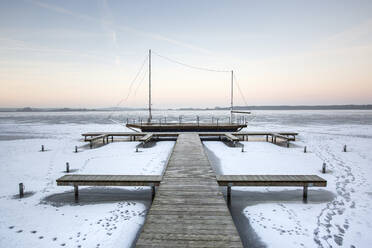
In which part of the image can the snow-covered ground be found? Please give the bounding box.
[0,120,174,247]
[0,110,371,247]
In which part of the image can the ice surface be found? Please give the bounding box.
[0,110,372,247]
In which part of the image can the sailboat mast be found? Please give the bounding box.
[230,70,233,123]
[148,49,152,123]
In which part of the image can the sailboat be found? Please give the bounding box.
[126,50,249,132]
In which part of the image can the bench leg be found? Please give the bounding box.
[74,185,79,202]
[151,186,155,201]
[303,185,308,202]
[227,186,231,205]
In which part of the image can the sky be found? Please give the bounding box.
[0,0,372,108]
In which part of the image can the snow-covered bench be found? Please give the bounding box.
[224,133,239,146]
[56,174,162,202]
[217,175,327,202]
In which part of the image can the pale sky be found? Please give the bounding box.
[1,0,372,108]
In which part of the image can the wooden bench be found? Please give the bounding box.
[85,134,107,148]
[56,174,162,202]
[216,175,327,202]
[270,133,294,147]
[224,133,239,146]
[139,133,154,146]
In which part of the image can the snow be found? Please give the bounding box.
[0,122,174,248]
[1,110,372,248]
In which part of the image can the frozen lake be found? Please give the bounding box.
[0,110,372,247]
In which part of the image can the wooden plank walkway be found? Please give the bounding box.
[136,133,243,247]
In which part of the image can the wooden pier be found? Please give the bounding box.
[136,133,243,247]
[126,122,247,132]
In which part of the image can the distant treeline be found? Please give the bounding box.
[0,105,371,112]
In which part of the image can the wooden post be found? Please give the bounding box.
[66,162,70,173]
[304,146,307,153]
[151,185,155,201]
[227,185,231,205]
[322,163,326,173]
[303,185,308,201]
[41,145,44,152]
[343,145,347,152]
[75,146,78,153]
[19,183,24,198]
[74,185,79,202]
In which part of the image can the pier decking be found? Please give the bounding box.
[136,133,243,247]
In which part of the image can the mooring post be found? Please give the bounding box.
[304,146,307,153]
[241,145,244,152]
[41,145,44,152]
[74,185,79,202]
[343,145,347,152]
[227,184,232,205]
[179,116,181,125]
[266,135,268,142]
[287,140,290,148]
[66,162,70,173]
[75,146,78,153]
[303,185,308,201]
[322,162,326,173]
[89,141,92,149]
[19,183,24,198]
[216,119,219,126]
[197,116,199,126]
[151,185,155,201]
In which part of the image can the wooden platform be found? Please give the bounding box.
[56,175,162,201]
[136,133,243,247]
[56,175,162,186]
[126,123,247,132]
[216,175,327,202]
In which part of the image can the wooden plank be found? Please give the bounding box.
[216,175,327,187]
[139,133,154,143]
[56,175,162,186]
[224,133,239,142]
[136,133,242,247]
